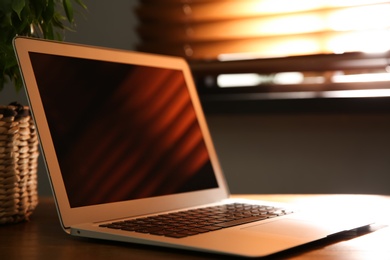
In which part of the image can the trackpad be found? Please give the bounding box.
[242,219,330,238]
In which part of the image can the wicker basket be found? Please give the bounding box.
[0,103,39,224]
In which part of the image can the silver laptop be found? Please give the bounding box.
[13,36,373,258]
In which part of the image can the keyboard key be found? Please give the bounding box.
[99,202,292,238]
[213,215,268,228]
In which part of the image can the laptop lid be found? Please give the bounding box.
[13,37,229,230]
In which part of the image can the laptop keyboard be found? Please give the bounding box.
[99,203,293,238]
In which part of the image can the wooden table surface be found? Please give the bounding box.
[1,194,389,259]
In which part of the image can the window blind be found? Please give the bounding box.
[136,0,390,60]
[135,0,390,99]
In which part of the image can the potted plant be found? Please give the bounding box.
[1,0,87,91]
[0,0,86,224]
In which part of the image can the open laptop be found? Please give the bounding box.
[13,37,373,258]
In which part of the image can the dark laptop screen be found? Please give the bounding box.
[29,52,219,208]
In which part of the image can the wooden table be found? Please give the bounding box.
[1,194,389,259]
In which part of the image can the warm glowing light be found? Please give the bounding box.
[194,0,390,99]
[218,72,390,86]
[252,0,323,14]
[216,70,390,99]
[273,72,304,84]
[332,72,390,83]
[217,72,306,87]
[218,1,390,58]
[217,73,264,87]
[328,30,390,54]
[322,89,390,98]
[327,4,390,31]
[249,0,390,16]
[257,14,324,36]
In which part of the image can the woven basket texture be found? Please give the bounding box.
[0,104,39,224]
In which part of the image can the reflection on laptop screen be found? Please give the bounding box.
[29,52,219,208]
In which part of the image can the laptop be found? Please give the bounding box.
[13,36,373,258]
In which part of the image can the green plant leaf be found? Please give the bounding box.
[63,0,74,23]
[0,0,13,13]
[30,0,44,22]
[42,0,54,23]
[11,0,26,20]
[1,0,87,92]
[46,23,54,39]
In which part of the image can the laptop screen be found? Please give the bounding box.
[29,52,219,208]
